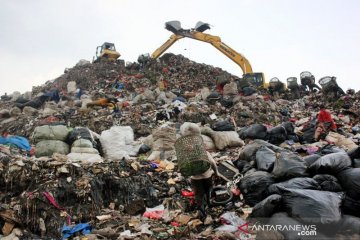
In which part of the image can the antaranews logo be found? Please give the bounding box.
[249,223,317,236]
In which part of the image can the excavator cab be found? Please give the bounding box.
[242,73,266,89]
[94,42,121,62]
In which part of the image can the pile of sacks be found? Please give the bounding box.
[32,125,104,163]
[67,127,103,163]
[143,121,244,162]
[234,139,360,238]
[32,125,70,157]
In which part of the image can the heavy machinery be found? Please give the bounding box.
[93,42,121,62]
[151,21,265,88]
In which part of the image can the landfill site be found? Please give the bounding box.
[1,21,360,240]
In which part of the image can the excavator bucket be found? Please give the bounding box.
[165,21,182,33]
[194,21,210,32]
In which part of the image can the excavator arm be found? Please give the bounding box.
[151,30,253,74]
[182,31,253,74]
[151,34,184,59]
[151,21,265,88]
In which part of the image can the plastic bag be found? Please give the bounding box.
[143,205,164,219]
[342,195,360,217]
[67,153,103,164]
[256,146,276,172]
[309,152,351,175]
[354,158,360,168]
[319,144,346,155]
[72,139,93,148]
[303,154,321,167]
[250,194,282,218]
[336,168,360,199]
[279,188,343,225]
[239,171,275,206]
[67,127,94,146]
[32,125,69,143]
[268,125,287,145]
[220,212,246,226]
[237,139,281,162]
[267,177,320,195]
[216,212,247,233]
[100,126,140,161]
[272,151,308,179]
[313,174,342,192]
[239,124,268,140]
[211,131,244,150]
[212,120,235,132]
[281,122,295,135]
[35,140,69,157]
[233,159,253,174]
[0,136,31,151]
[152,124,177,151]
[339,215,360,234]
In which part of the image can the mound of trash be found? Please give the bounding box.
[1,54,360,239]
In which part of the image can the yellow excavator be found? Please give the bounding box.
[93,42,121,63]
[151,21,266,89]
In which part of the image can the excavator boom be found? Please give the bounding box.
[151,34,184,59]
[151,21,265,88]
[151,27,253,74]
[174,31,253,74]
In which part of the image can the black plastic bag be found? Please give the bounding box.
[319,144,346,155]
[256,146,275,172]
[336,168,360,199]
[239,124,268,140]
[267,177,320,195]
[272,151,308,179]
[268,126,287,145]
[138,144,151,154]
[238,171,275,206]
[281,122,295,135]
[303,154,322,167]
[233,159,253,174]
[279,188,343,225]
[309,152,352,175]
[313,174,342,192]
[354,158,360,168]
[347,146,360,160]
[206,92,221,104]
[301,117,317,144]
[238,139,281,162]
[242,86,256,96]
[220,97,234,108]
[211,120,234,131]
[339,215,360,234]
[249,194,282,218]
[342,195,360,217]
[67,127,95,147]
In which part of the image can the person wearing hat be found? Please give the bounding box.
[314,104,337,141]
[177,122,219,218]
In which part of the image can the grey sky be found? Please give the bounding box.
[1,0,359,96]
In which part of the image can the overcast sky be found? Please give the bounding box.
[1,0,359,96]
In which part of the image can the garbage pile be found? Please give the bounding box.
[0,53,360,239]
